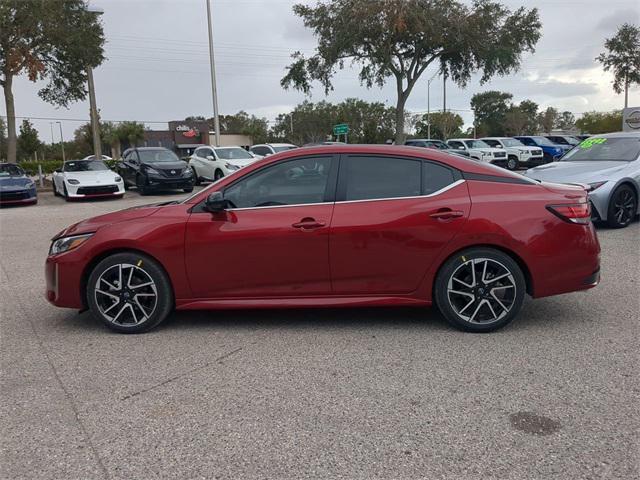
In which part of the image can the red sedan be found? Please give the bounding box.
[45,145,600,333]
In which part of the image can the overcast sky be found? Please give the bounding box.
[3,0,639,142]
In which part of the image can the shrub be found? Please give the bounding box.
[18,159,121,176]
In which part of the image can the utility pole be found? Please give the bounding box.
[49,122,55,145]
[290,113,294,137]
[426,70,439,140]
[206,0,221,147]
[86,5,103,160]
[56,122,66,162]
[443,72,447,114]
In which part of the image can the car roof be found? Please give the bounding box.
[587,131,640,138]
[213,145,245,149]
[448,138,475,141]
[406,139,444,142]
[480,137,510,140]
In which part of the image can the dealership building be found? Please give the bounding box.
[142,120,252,158]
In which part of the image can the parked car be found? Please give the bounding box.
[575,135,591,142]
[83,155,113,160]
[446,138,508,165]
[514,136,568,162]
[188,146,258,184]
[0,163,37,206]
[404,139,471,158]
[52,159,124,201]
[46,145,600,334]
[545,135,580,148]
[119,147,194,195]
[525,132,640,228]
[250,143,297,157]
[480,137,545,170]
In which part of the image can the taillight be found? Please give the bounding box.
[546,203,591,224]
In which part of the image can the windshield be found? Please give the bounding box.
[502,138,524,147]
[138,150,180,163]
[464,140,491,149]
[63,160,109,172]
[215,148,253,160]
[273,145,297,153]
[0,164,25,176]
[531,136,556,146]
[561,137,640,162]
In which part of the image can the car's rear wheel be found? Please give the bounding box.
[434,248,526,332]
[606,184,637,229]
[507,156,518,171]
[86,252,173,333]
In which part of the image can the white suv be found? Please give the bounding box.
[480,137,545,170]
[188,146,258,184]
[446,139,508,165]
[250,143,297,157]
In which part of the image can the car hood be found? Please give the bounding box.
[224,158,256,168]
[56,202,168,238]
[525,161,629,183]
[0,175,32,190]
[145,161,188,171]
[63,170,118,184]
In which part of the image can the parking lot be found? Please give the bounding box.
[0,190,638,479]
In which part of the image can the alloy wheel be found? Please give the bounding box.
[612,189,636,227]
[447,258,516,324]
[94,263,158,326]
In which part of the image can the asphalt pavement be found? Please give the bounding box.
[1,190,638,479]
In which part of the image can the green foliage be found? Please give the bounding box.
[518,100,540,134]
[219,111,269,144]
[270,99,396,145]
[116,121,145,149]
[415,111,464,140]
[18,160,63,175]
[596,23,640,96]
[557,111,576,131]
[281,0,541,143]
[17,119,40,159]
[471,91,513,136]
[575,111,623,134]
[538,107,559,134]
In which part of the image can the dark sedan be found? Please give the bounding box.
[119,147,194,195]
[0,163,37,206]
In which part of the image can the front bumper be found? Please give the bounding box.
[145,174,194,190]
[45,251,85,309]
[67,182,124,198]
[0,188,37,205]
[520,155,547,167]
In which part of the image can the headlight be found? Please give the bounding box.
[49,233,93,256]
[114,176,122,182]
[183,168,193,176]
[587,181,607,191]
[145,167,160,175]
[25,181,35,189]
[67,179,80,185]
[225,163,240,171]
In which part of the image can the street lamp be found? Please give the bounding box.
[205,0,221,147]
[87,4,104,160]
[56,122,66,162]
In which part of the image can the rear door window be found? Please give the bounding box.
[342,156,421,201]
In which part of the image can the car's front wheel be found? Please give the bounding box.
[506,156,518,171]
[214,169,224,181]
[86,252,173,333]
[136,174,148,195]
[606,184,637,228]
[434,248,526,332]
[191,167,201,186]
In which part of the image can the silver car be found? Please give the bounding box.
[524,132,640,228]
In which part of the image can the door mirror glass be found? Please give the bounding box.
[204,191,227,212]
[206,155,215,161]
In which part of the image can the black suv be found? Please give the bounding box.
[119,147,194,195]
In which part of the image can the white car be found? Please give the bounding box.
[480,137,545,170]
[83,154,113,160]
[188,146,258,184]
[249,143,297,157]
[446,138,508,165]
[52,159,124,200]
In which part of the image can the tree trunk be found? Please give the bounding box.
[394,93,407,145]
[3,74,17,163]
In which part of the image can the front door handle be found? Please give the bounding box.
[429,209,464,220]
[292,217,326,229]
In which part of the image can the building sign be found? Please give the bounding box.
[623,108,640,132]
[175,124,200,138]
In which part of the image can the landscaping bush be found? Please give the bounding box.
[18,158,121,176]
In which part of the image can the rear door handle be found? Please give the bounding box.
[429,209,464,220]
[292,218,326,229]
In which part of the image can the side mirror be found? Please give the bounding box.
[204,191,228,212]
[206,155,215,161]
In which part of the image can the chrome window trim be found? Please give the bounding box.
[225,179,466,212]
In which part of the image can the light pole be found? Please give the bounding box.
[426,70,439,140]
[206,0,221,147]
[56,122,66,162]
[49,122,55,144]
[87,5,104,160]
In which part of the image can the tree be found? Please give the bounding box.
[518,99,539,134]
[116,122,145,150]
[538,107,559,134]
[557,111,576,131]
[596,23,640,108]
[281,0,541,143]
[503,106,527,136]
[471,91,513,136]
[17,119,40,160]
[575,111,623,134]
[415,111,464,140]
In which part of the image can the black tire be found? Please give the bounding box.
[506,156,518,171]
[434,248,526,333]
[136,174,148,196]
[192,167,201,186]
[183,186,194,193]
[214,169,224,181]
[63,183,71,202]
[606,184,637,229]
[86,252,173,334]
[52,180,59,197]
